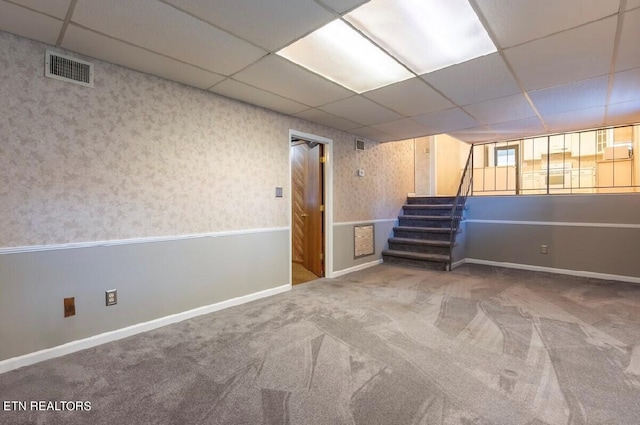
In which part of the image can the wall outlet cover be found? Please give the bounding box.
[64,297,75,317]
[106,289,117,306]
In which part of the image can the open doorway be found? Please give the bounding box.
[291,138,324,284]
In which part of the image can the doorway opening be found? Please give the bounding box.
[289,130,333,285]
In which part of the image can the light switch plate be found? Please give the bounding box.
[275,187,283,198]
[357,169,365,177]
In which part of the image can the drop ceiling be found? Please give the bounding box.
[1,0,639,143]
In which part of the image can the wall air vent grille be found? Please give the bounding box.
[45,50,93,87]
[355,138,365,151]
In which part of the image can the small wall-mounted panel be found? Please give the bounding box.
[354,224,375,258]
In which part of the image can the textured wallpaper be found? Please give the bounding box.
[0,31,413,248]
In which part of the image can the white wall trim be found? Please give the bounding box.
[332,259,383,278]
[464,258,640,284]
[0,283,291,375]
[0,227,290,255]
[333,219,397,227]
[450,258,467,270]
[465,219,640,229]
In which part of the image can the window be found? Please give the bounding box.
[495,146,516,166]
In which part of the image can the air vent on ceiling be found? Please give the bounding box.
[355,138,365,151]
[45,50,93,88]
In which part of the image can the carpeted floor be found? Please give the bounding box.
[1,264,640,424]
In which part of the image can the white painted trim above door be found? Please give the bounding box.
[288,130,334,279]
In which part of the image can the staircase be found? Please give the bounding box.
[382,196,460,271]
[382,146,473,271]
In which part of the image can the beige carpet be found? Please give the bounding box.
[292,261,319,285]
[1,263,640,424]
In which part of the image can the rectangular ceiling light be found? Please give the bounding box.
[344,0,497,75]
[277,20,414,93]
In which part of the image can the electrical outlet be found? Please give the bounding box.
[540,245,548,254]
[64,297,75,317]
[106,289,117,306]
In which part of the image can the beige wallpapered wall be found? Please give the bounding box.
[0,31,414,247]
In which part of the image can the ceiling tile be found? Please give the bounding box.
[448,126,497,143]
[363,77,453,116]
[606,100,640,126]
[162,0,334,51]
[489,117,546,140]
[414,108,480,133]
[528,76,609,116]
[372,118,433,140]
[234,55,353,107]
[294,108,361,131]
[627,0,640,10]
[464,94,536,125]
[610,67,640,104]
[504,17,616,91]
[9,0,71,19]
[319,96,402,126]
[475,0,619,48]
[422,53,520,106]
[315,0,370,14]
[542,106,605,133]
[62,25,224,90]
[0,1,62,45]
[616,8,640,71]
[72,0,266,75]
[210,79,308,115]
[351,126,395,142]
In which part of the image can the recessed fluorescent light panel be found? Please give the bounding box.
[277,20,413,93]
[345,0,497,75]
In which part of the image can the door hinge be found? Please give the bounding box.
[320,252,324,260]
[320,205,325,212]
[320,156,327,163]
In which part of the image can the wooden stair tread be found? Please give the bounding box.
[389,237,450,247]
[382,250,450,262]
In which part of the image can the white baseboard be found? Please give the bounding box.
[464,258,640,284]
[332,259,383,277]
[450,258,467,270]
[0,284,291,375]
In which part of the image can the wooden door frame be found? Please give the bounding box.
[288,129,333,285]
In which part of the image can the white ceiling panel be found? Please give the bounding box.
[294,108,361,131]
[162,0,334,51]
[616,8,640,71]
[542,106,605,133]
[627,0,640,10]
[72,0,266,75]
[233,55,353,107]
[315,0,370,14]
[0,1,62,45]
[464,94,536,125]
[9,0,71,19]
[489,117,546,139]
[363,77,453,116]
[319,96,402,126]
[475,0,620,48]
[606,100,640,126]
[610,67,640,104]
[448,126,497,143]
[504,17,617,91]
[62,25,224,90]
[422,53,520,106]
[351,126,394,142]
[372,118,433,140]
[528,76,609,116]
[414,108,480,133]
[210,79,308,115]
